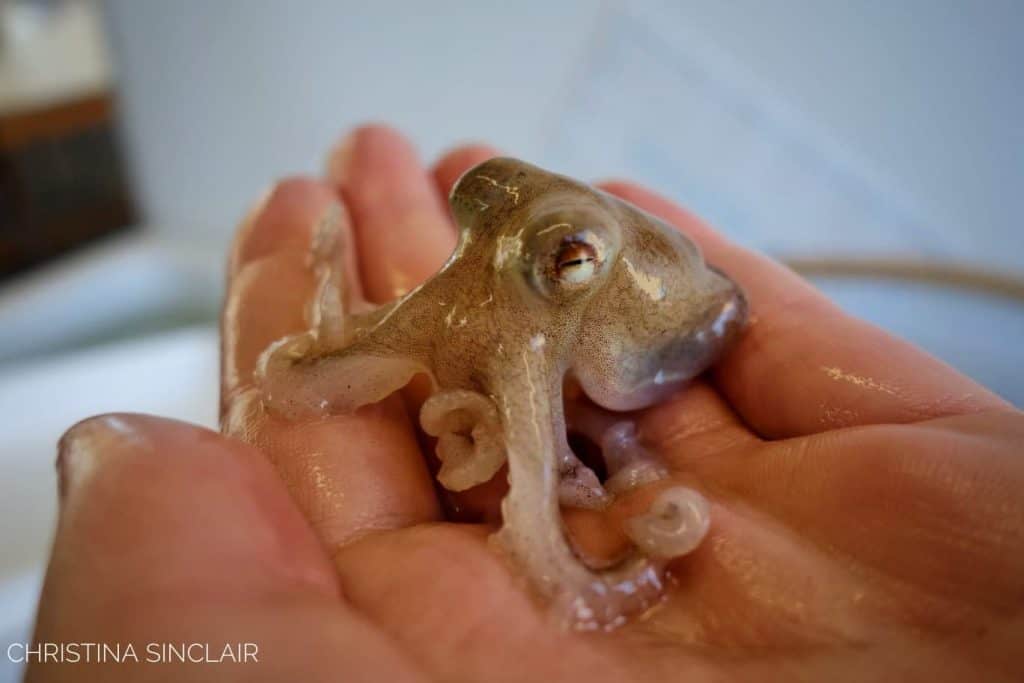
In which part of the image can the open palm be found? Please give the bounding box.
[30,126,1023,683]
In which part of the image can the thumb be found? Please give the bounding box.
[26,414,420,682]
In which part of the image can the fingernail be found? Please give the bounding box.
[56,415,146,504]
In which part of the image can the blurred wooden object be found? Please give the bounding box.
[0,90,136,279]
[0,0,134,280]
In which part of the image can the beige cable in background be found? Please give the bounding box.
[785,258,1024,304]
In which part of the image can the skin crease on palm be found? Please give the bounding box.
[28,125,1024,683]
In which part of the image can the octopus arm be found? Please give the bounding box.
[493,352,710,630]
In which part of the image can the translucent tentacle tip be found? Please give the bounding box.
[623,486,711,559]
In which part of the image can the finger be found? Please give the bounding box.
[328,124,456,302]
[431,143,500,200]
[228,178,347,279]
[333,524,634,683]
[684,411,1024,618]
[30,414,422,682]
[564,378,755,478]
[599,181,1009,438]
[229,398,441,549]
[559,380,755,560]
[223,177,440,551]
[222,177,351,403]
[637,380,758,463]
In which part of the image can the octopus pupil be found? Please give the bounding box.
[659,503,680,520]
[555,241,598,280]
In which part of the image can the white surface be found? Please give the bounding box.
[0,324,218,581]
[0,572,42,683]
[0,234,221,363]
[0,325,218,680]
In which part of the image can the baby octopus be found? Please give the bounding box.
[257,158,747,629]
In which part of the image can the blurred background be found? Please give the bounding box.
[0,0,1021,677]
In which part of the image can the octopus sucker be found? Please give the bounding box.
[623,486,711,559]
[254,157,747,629]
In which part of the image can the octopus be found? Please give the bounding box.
[257,158,748,630]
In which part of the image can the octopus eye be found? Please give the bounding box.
[526,223,614,297]
[553,239,599,285]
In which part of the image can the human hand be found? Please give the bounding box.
[28,126,1024,682]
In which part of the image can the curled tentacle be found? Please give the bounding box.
[623,487,710,559]
[420,389,505,491]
